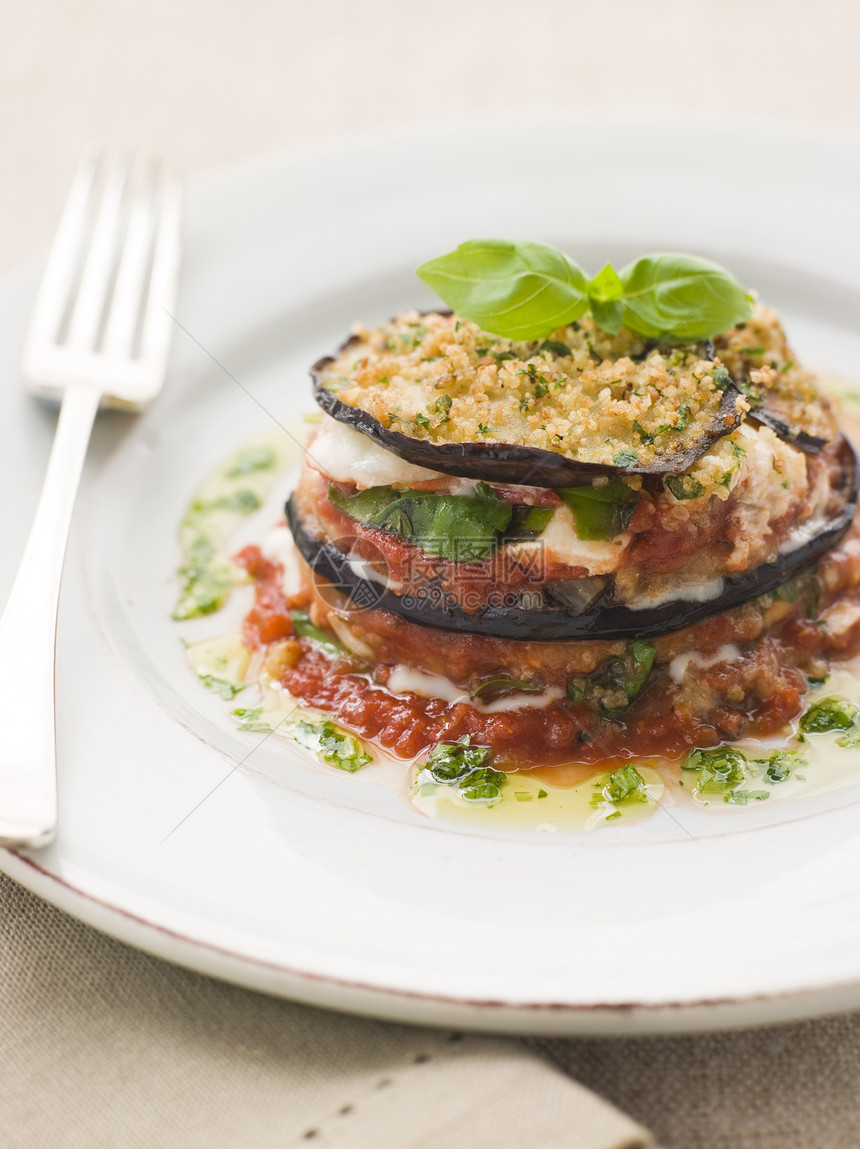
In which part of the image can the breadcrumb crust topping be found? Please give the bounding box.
[320,310,752,470]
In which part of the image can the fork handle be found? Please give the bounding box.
[0,384,101,847]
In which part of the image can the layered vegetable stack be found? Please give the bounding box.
[245,243,860,766]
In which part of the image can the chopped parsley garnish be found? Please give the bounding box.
[711,364,733,390]
[233,707,272,733]
[291,719,371,773]
[665,474,705,501]
[459,767,506,803]
[434,395,453,421]
[725,789,769,805]
[199,674,246,700]
[683,746,746,794]
[799,697,860,735]
[632,420,653,444]
[753,748,807,784]
[538,340,572,357]
[590,765,648,807]
[419,737,504,804]
[422,736,491,782]
[226,447,276,477]
[612,448,640,467]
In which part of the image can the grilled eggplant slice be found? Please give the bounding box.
[286,436,859,642]
[312,349,747,489]
[748,407,829,455]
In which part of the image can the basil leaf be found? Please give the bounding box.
[330,482,513,562]
[328,484,397,522]
[588,263,625,335]
[504,504,554,541]
[416,239,589,341]
[470,678,542,700]
[558,478,640,540]
[618,253,752,341]
[290,610,347,658]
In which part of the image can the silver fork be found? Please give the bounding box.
[0,156,181,849]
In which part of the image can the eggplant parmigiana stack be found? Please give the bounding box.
[238,307,860,767]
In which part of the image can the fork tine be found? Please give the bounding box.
[101,159,157,358]
[25,155,98,351]
[138,176,182,375]
[66,156,129,351]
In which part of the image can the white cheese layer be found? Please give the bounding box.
[668,643,742,684]
[308,415,442,488]
[386,666,564,714]
[508,505,631,576]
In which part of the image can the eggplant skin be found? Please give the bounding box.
[285,436,859,643]
[749,407,829,455]
[311,351,747,489]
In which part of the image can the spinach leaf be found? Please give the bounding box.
[558,478,640,540]
[416,239,590,341]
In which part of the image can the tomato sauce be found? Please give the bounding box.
[234,543,828,769]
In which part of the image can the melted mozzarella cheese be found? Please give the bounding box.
[308,416,442,488]
[385,666,564,713]
[508,505,630,576]
[668,643,742,684]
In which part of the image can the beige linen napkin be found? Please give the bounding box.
[0,873,653,1149]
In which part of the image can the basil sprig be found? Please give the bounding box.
[417,239,752,342]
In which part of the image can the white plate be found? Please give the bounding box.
[3,111,860,1036]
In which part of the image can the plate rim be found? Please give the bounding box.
[4,108,860,1036]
